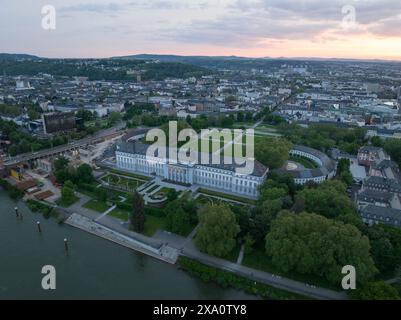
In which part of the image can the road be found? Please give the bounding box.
[4,122,126,166]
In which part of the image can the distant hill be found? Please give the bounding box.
[113,54,258,62]
[0,53,41,60]
[114,54,401,65]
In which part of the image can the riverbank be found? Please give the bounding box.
[1,190,255,300]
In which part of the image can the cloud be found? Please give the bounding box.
[59,0,207,14]
[60,2,125,13]
[166,0,401,47]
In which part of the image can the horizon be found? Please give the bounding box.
[2,51,401,63]
[1,0,401,61]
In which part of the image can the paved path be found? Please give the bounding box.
[95,205,117,222]
[236,244,245,265]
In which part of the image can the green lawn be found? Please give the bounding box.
[57,195,79,208]
[242,246,340,291]
[108,169,152,181]
[109,208,129,221]
[289,156,319,169]
[102,174,146,190]
[83,199,110,213]
[143,215,168,237]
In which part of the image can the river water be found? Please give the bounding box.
[0,191,255,300]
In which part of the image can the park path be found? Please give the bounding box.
[95,205,117,222]
[152,229,348,300]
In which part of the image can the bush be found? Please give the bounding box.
[117,202,133,212]
[26,199,57,219]
[0,178,24,200]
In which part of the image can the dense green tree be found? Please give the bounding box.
[237,112,244,122]
[371,136,384,147]
[61,180,75,204]
[108,111,121,125]
[243,234,255,254]
[130,192,145,233]
[279,123,367,155]
[337,158,353,187]
[195,204,240,258]
[349,281,400,300]
[54,156,69,172]
[166,203,191,236]
[166,189,179,202]
[76,164,94,184]
[255,138,292,169]
[97,188,108,203]
[265,212,377,285]
[366,225,401,275]
[384,139,401,169]
[296,180,357,220]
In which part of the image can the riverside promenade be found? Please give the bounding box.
[61,192,347,300]
[65,214,178,264]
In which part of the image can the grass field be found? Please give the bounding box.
[109,208,129,221]
[143,215,168,237]
[289,156,319,169]
[83,199,110,213]
[107,168,152,181]
[57,195,79,208]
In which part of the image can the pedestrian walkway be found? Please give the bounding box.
[95,204,117,222]
[236,244,245,265]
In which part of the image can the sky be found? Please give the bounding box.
[1,0,401,60]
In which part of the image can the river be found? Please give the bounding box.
[0,191,256,300]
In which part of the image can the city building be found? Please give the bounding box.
[279,145,337,185]
[42,112,77,135]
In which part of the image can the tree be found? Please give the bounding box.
[371,136,384,147]
[296,180,358,220]
[255,138,292,169]
[337,158,353,187]
[61,180,75,205]
[349,281,400,300]
[166,202,191,236]
[130,192,145,233]
[195,204,240,258]
[97,188,108,203]
[166,189,179,202]
[243,234,255,254]
[384,139,401,169]
[265,212,377,286]
[54,156,69,172]
[366,225,401,275]
[76,164,93,184]
[109,111,121,125]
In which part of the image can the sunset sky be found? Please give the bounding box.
[1,0,401,60]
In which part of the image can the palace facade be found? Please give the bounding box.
[115,141,268,199]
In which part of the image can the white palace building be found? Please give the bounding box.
[115,140,269,199]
